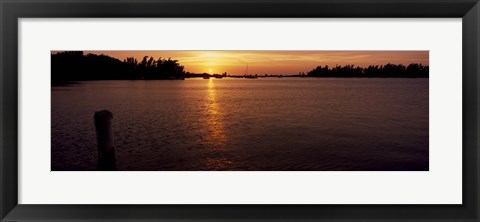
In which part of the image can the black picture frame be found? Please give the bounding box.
[1,0,479,221]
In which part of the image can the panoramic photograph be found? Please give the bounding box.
[51,50,429,171]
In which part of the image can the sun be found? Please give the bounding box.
[208,69,213,73]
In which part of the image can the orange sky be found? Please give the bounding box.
[82,51,429,75]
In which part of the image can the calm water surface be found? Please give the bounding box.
[52,78,428,171]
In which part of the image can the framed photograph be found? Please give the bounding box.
[1,0,479,221]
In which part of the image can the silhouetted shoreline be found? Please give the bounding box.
[52,51,429,82]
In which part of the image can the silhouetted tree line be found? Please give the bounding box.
[307,63,428,78]
[52,51,429,81]
[52,51,185,82]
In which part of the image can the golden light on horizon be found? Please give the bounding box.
[81,50,429,75]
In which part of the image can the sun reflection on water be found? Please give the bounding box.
[204,79,231,170]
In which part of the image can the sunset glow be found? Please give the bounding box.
[81,50,429,75]
[52,50,429,171]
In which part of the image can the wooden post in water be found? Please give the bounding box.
[94,110,116,170]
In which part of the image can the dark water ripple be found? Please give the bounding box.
[51,78,428,171]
